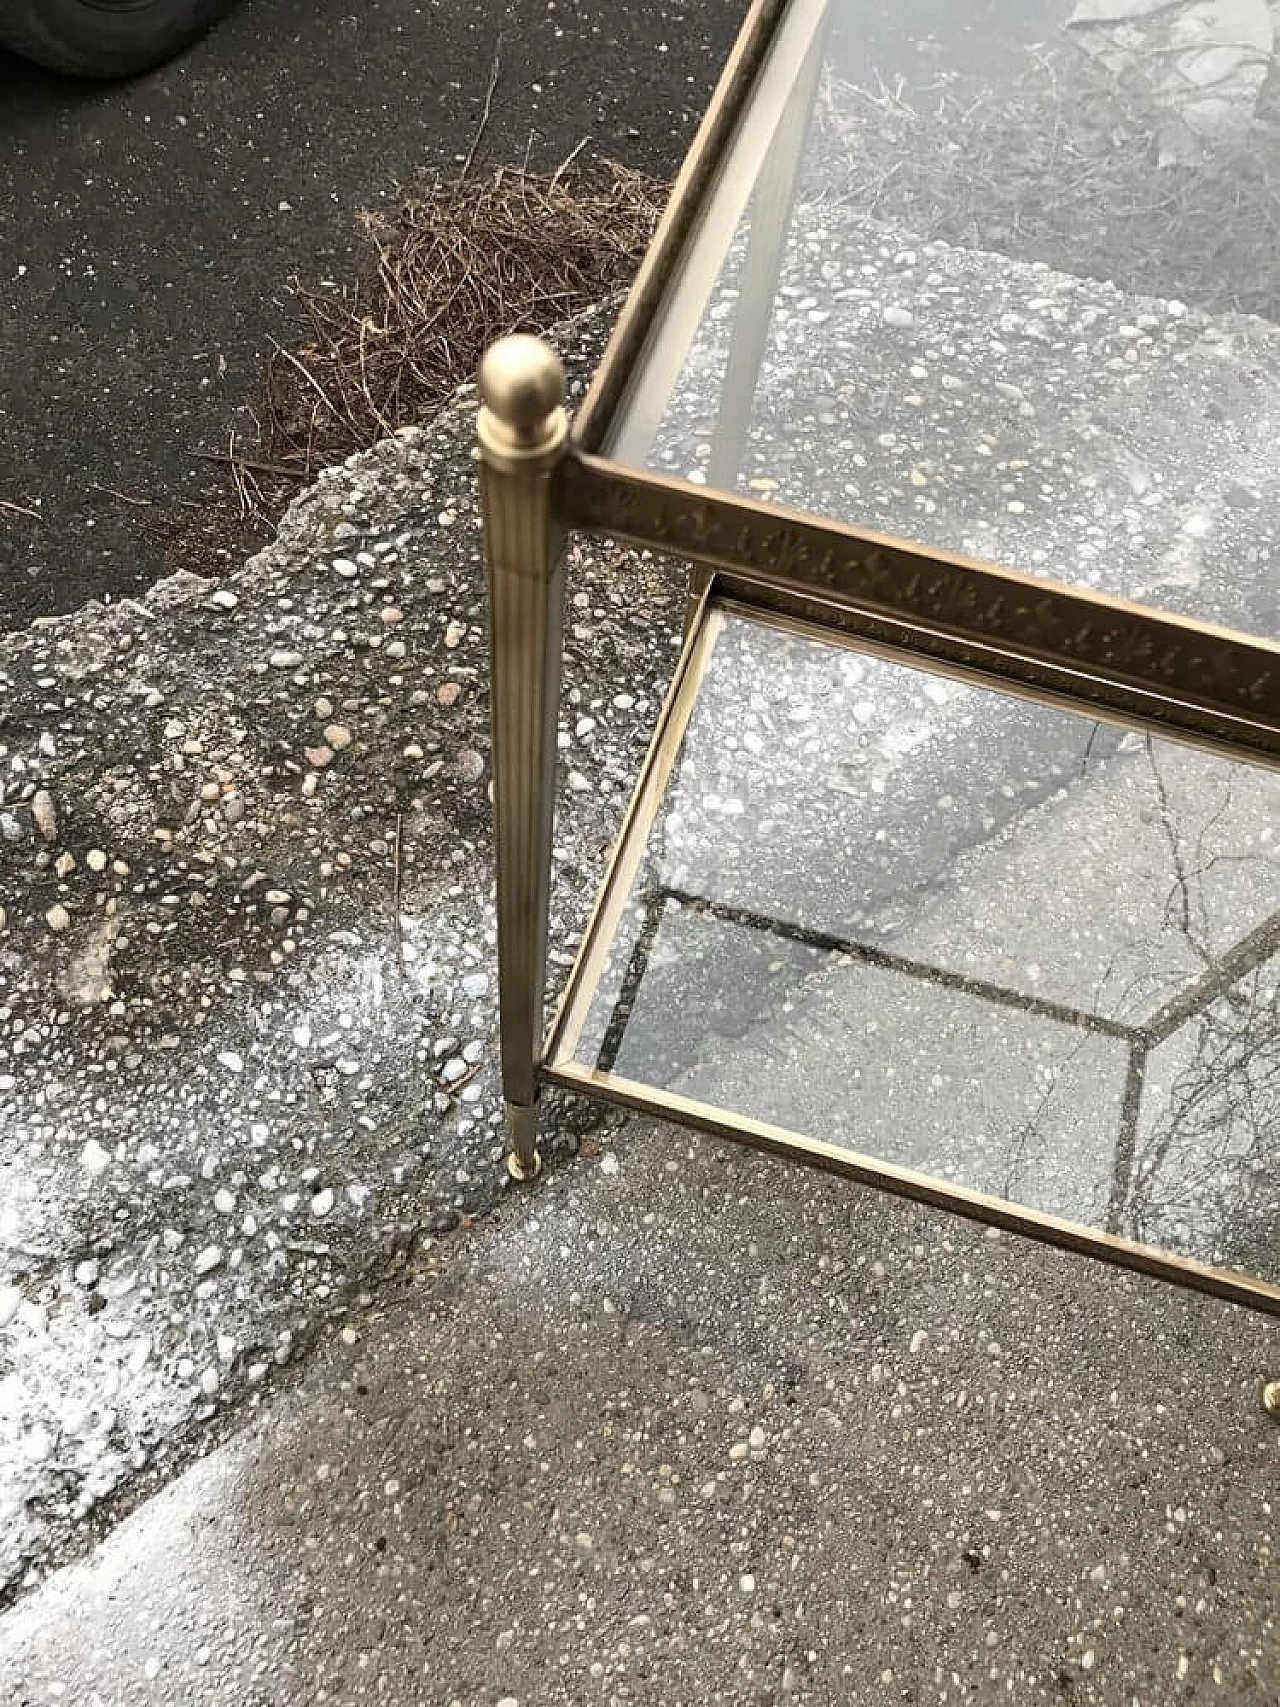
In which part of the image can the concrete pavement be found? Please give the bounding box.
[0,309,684,1601]
[0,1114,1275,1705]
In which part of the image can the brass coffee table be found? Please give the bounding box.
[477,0,1280,1332]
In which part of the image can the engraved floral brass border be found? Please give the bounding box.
[559,450,1280,764]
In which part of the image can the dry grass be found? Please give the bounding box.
[214,162,663,522]
[195,54,1279,558]
[813,51,1280,323]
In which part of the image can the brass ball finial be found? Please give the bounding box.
[477,336,567,471]
[479,335,565,430]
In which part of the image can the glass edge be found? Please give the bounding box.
[571,0,800,457]
[541,1058,1280,1321]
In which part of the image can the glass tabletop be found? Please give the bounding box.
[551,603,1280,1300]
[602,0,1280,642]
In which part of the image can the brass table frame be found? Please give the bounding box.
[477,0,1280,1322]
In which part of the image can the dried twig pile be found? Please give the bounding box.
[223,163,662,517]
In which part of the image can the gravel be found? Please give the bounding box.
[0,304,682,1603]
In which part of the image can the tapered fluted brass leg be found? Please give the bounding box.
[478,336,569,1182]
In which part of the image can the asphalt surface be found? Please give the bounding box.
[0,0,1079,632]
[0,0,744,628]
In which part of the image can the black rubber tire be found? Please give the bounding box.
[0,0,239,77]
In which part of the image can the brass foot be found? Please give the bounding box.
[504,1099,542,1184]
[1261,1380,1280,1421]
[506,1148,543,1183]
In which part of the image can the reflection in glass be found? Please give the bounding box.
[606,0,1280,639]
[565,610,1280,1288]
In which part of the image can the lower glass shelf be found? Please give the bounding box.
[545,596,1280,1315]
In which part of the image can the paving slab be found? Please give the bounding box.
[0,1118,1276,1706]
